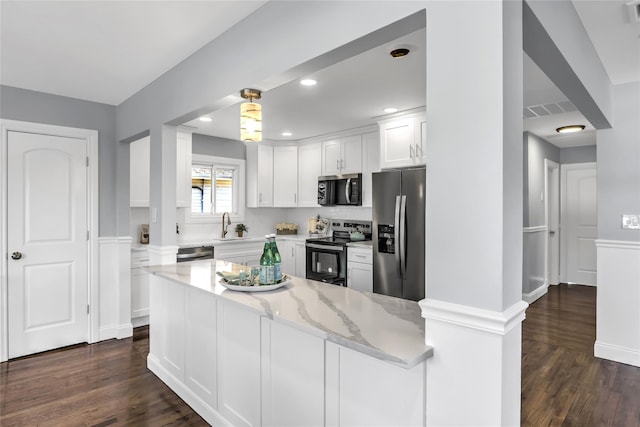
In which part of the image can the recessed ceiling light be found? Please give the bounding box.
[282,132,292,137]
[199,116,212,122]
[384,107,398,114]
[300,79,317,86]
[556,125,585,134]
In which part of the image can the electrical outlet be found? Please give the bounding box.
[622,214,640,229]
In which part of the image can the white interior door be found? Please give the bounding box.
[7,131,88,358]
[561,162,597,285]
[545,160,560,285]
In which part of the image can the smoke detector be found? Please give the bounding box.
[627,0,640,24]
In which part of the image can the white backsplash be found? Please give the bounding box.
[130,205,372,245]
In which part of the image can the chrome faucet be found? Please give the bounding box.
[221,212,231,238]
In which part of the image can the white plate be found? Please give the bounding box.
[219,276,291,292]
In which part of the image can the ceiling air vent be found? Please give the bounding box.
[627,0,640,24]
[523,101,577,119]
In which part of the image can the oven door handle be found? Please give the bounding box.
[306,243,344,252]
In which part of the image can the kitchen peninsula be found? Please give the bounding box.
[147,259,432,426]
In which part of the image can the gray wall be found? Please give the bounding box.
[560,145,596,164]
[598,82,640,241]
[192,133,246,159]
[523,132,560,227]
[0,85,117,236]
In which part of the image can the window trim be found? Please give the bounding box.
[186,154,245,224]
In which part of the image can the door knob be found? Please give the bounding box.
[11,251,22,260]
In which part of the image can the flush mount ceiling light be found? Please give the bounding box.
[383,107,398,114]
[300,79,317,86]
[556,125,585,134]
[199,116,212,122]
[390,48,410,58]
[282,132,292,137]
[240,88,262,142]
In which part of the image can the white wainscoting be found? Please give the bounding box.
[98,237,133,341]
[523,226,548,303]
[595,240,640,367]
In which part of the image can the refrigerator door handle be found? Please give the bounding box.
[399,195,407,279]
[394,195,401,276]
[345,178,352,204]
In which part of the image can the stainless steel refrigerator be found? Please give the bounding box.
[372,168,425,301]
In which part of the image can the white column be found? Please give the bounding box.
[149,125,178,264]
[423,1,525,425]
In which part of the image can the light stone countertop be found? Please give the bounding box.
[147,259,433,369]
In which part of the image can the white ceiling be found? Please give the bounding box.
[1,1,637,147]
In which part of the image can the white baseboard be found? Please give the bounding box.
[132,315,149,328]
[99,323,133,341]
[594,341,640,367]
[148,354,232,426]
[523,282,548,304]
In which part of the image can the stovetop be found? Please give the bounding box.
[306,219,372,246]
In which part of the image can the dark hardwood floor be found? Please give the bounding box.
[522,284,640,426]
[1,285,639,426]
[0,326,208,427]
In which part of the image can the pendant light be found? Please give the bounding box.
[240,88,262,142]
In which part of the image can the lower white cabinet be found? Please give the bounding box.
[261,318,325,426]
[131,248,150,325]
[218,301,262,427]
[277,239,307,278]
[295,241,306,278]
[347,246,373,293]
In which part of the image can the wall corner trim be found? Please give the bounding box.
[419,298,529,335]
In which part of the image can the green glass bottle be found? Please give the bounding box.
[270,234,282,282]
[259,235,274,285]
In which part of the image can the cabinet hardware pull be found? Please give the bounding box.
[409,145,414,159]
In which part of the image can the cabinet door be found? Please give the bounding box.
[257,144,274,206]
[347,262,373,293]
[295,242,306,278]
[261,318,325,427]
[361,131,379,208]
[297,143,321,207]
[217,301,261,427]
[175,131,192,208]
[379,117,415,169]
[273,146,298,207]
[341,134,362,174]
[321,138,342,175]
[131,267,150,320]
[415,114,427,165]
[279,240,296,276]
[130,136,150,207]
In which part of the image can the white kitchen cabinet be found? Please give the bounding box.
[246,143,274,207]
[297,142,321,207]
[217,300,262,427]
[261,318,325,427]
[347,246,373,293]
[279,240,296,276]
[361,131,380,207]
[214,240,263,266]
[325,342,425,426]
[273,145,298,207]
[321,134,362,175]
[129,131,192,207]
[131,248,150,326]
[295,241,306,278]
[378,111,426,169]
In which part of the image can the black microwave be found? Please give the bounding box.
[317,173,362,206]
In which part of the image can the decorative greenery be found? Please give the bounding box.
[235,223,248,232]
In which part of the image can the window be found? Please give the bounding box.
[188,154,245,223]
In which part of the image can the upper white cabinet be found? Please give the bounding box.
[321,135,362,175]
[129,131,192,207]
[361,131,379,207]
[378,111,426,169]
[273,146,298,207]
[246,144,274,207]
[297,143,321,207]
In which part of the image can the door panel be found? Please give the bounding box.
[8,131,88,358]
[561,163,597,285]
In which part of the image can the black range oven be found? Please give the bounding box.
[305,219,371,286]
